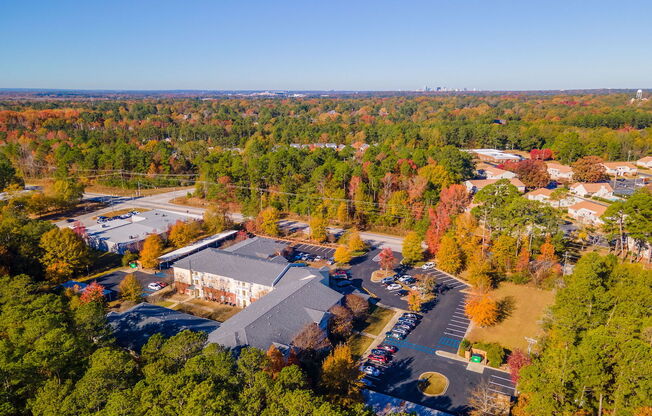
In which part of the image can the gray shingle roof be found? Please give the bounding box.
[222,237,289,260]
[207,267,342,351]
[172,248,290,287]
[107,303,220,351]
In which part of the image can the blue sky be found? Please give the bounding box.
[1,0,650,90]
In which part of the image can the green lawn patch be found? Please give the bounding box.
[356,305,395,336]
[347,333,374,359]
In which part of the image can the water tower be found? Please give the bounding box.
[636,89,643,100]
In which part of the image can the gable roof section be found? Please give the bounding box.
[569,201,608,216]
[223,237,289,260]
[107,303,220,351]
[546,161,573,173]
[570,182,613,193]
[172,248,289,287]
[207,267,342,351]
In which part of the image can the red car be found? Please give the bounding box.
[378,344,398,353]
[155,281,168,288]
[367,354,390,364]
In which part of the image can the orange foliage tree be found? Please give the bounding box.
[465,294,499,327]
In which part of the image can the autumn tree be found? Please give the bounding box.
[309,216,328,243]
[328,305,354,340]
[468,381,510,416]
[515,245,530,274]
[140,234,163,269]
[39,228,91,283]
[319,344,362,406]
[465,294,499,327]
[501,160,550,188]
[168,220,201,248]
[336,202,348,223]
[491,234,518,274]
[507,349,532,383]
[257,206,280,236]
[203,204,231,234]
[346,228,366,252]
[378,247,396,271]
[333,245,352,265]
[466,249,493,292]
[345,294,368,323]
[407,290,424,312]
[401,231,423,265]
[80,282,106,305]
[571,156,608,182]
[118,273,143,302]
[292,323,331,353]
[436,234,463,274]
[265,345,286,378]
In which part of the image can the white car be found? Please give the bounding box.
[147,282,162,291]
[386,283,402,291]
[360,365,382,377]
[421,262,435,270]
[397,275,412,283]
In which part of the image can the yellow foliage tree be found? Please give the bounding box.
[436,234,463,274]
[119,273,143,302]
[309,216,328,242]
[140,234,163,269]
[346,228,366,252]
[258,206,280,236]
[407,290,424,312]
[320,344,362,406]
[465,294,499,327]
[333,245,352,265]
[336,202,348,224]
[39,228,90,283]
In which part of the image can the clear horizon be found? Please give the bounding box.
[2,0,651,91]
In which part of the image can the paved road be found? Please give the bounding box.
[88,270,173,296]
[59,190,404,251]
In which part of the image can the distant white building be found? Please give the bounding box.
[601,162,638,176]
[546,162,574,181]
[636,156,652,168]
[464,178,526,193]
[86,209,195,254]
[567,201,608,225]
[478,165,517,180]
[466,149,523,163]
[569,182,615,199]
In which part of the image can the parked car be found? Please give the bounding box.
[397,318,417,326]
[130,211,140,215]
[155,281,168,288]
[336,280,352,287]
[402,312,421,320]
[97,216,108,220]
[377,344,398,353]
[385,331,405,340]
[397,275,412,283]
[381,276,395,285]
[367,354,390,364]
[65,218,76,223]
[395,290,408,297]
[421,262,435,270]
[371,348,392,356]
[386,283,402,291]
[360,365,382,377]
[391,327,409,335]
[395,324,413,332]
[147,282,162,291]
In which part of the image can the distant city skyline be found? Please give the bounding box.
[1,0,651,91]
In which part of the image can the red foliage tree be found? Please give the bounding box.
[378,247,396,270]
[507,349,532,383]
[501,160,550,188]
[80,281,106,304]
[530,148,553,160]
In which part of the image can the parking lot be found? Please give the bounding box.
[89,270,173,296]
[291,243,335,262]
[336,247,515,414]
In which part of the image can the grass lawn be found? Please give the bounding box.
[178,299,242,322]
[347,333,374,359]
[418,372,448,396]
[356,305,396,336]
[155,300,176,308]
[467,282,555,351]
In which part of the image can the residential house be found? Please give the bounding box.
[478,165,517,180]
[569,182,614,199]
[525,188,577,207]
[464,178,526,194]
[546,162,574,181]
[567,201,608,225]
[602,162,639,176]
[636,156,652,168]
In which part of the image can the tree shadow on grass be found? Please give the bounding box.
[496,296,516,322]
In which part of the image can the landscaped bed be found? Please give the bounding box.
[467,282,555,351]
[173,300,242,322]
[417,372,449,396]
[356,304,396,336]
[347,333,374,359]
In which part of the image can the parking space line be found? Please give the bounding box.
[490,380,515,389]
[491,375,513,382]
[443,332,464,338]
[447,323,468,330]
[450,319,470,325]
[444,328,466,335]
[488,387,511,395]
[452,312,468,318]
